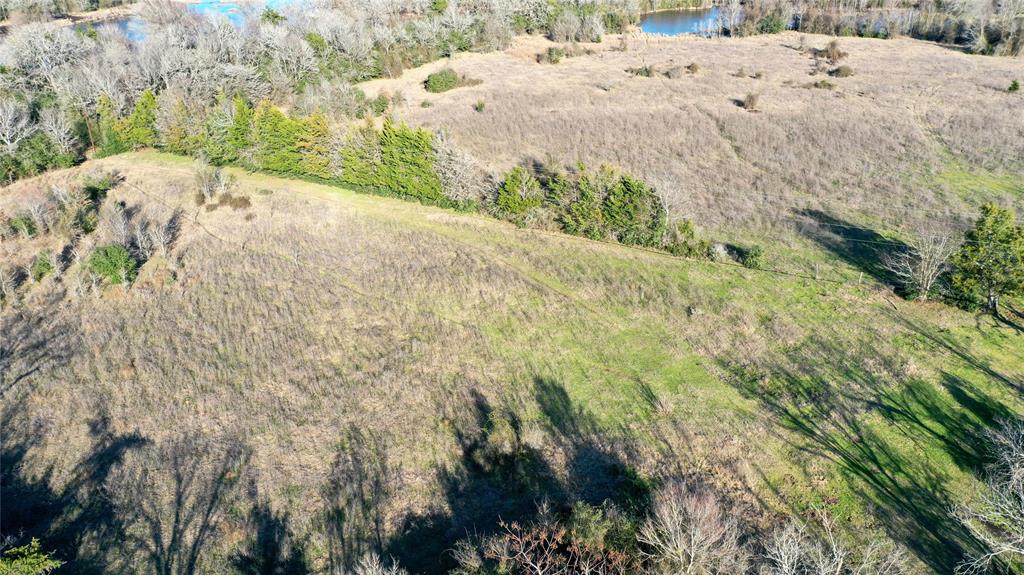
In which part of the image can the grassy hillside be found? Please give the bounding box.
[2,152,1021,574]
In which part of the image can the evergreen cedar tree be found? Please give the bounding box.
[952,203,1024,314]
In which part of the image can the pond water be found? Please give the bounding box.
[639,7,720,35]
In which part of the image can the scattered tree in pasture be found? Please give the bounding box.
[883,226,956,300]
[950,204,1024,315]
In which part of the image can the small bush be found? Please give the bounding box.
[420,100,434,108]
[87,244,137,285]
[425,68,460,93]
[261,7,284,24]
[742,93,760,111]
[540,46,566,64]
[220,193,252,210]
[1010,80,1020,92]
[8,213,37,238]
[808,79,836,89]
[81,171,118,201]
[626,65,655,77]
[664,220,711,258]
[473,100,486,113]
[31,251,54,281]
[370,94,389,115]
[686,62,701,74]
[822,39,848,64]
[739,245,765,269]
[830,65,854,77]
[664,66,685,79]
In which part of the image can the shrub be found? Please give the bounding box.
[664,66,685,79]
[371,94,389,115]
[664,220,711,258]
[8,213,37,238]
[742,93,760,111]
[87,244,137,285]
[261,7,284,24]
[809,79,836,89]
[739,245,765,269]
[627,65,655,77]
[830,65,854,77]
[541,46,565,64]
[81,171,118,201]
[497,166,543,216]
[473,100,486,113]
[1010,80,1020,92]
[30,251,54,281]
[822,39,848,64]
[686,62,701,74]
[425,68,460,93]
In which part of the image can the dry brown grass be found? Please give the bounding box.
[2,154,768,572]
[365,32,1024,234]
[2,139,1022,574]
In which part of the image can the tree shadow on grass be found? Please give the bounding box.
[230,494,309,575]
[795,209,907,286]
[892,312,1023,395]
[109,432,253,575]
[321,427,397,573]
[0,293,79,398]
[719,334,991,573]
[1,410,148,574]
[384,379,645,574]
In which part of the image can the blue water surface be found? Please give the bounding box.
[639,8,720,35]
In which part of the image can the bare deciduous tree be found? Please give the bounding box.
[954,420,1024,575]
[343,554,409,575]
[27,201,51,236]
[433,131,493,204]
[638,480,748,575]
[39,108,78,154]
[0,99,35,154]
[762,517,908,575]
[0,266,17,304]
[883,226,956,300]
